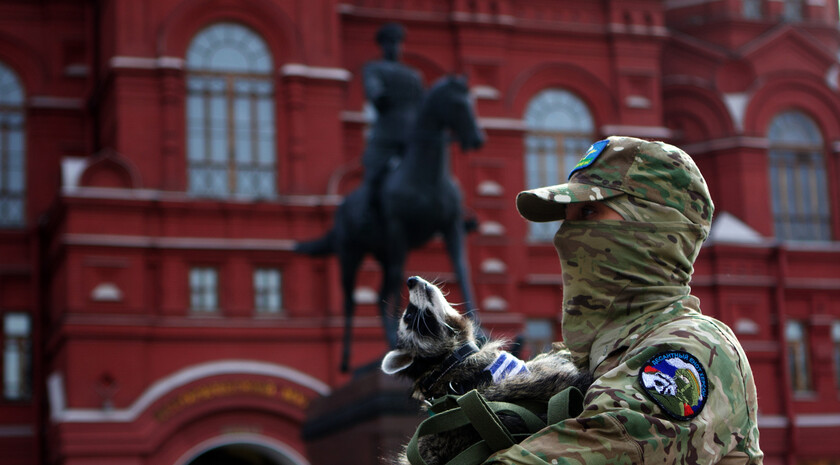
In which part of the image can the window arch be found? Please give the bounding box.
[186,23,276,198]
[523,89,594,240]
[782,0,803,21]
[767,111,831,241]
[742,0,762,19]
[0,62,25,227]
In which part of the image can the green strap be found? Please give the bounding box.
[446,440,493,465]
[406,387,583,465]
[484,401,546,433]
[547,386,584,425]
[407,408,473,465]
[456,390,515,451]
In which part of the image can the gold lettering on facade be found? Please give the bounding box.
[154,380,310,421]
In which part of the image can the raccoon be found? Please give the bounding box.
[382,276,593,465]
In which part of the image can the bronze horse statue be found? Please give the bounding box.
[296,75,485,372]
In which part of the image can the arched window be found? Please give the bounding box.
[768,111,831,241]
[0,63,25,228]
[742,0,762,19]
[186,23,276,198]
[523,89,594,240]
[782,0,803,21]
[785,320,812,392]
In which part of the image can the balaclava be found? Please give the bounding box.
[515,136,714,372]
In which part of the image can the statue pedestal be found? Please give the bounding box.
[302,366,422,464]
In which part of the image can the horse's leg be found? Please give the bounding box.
[339,247,364,373]
[442,219,480,326]
[380,232,408,349]
[377,261,399,350]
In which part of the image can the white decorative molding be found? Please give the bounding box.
[707,211,765,245]
[480,258,507,274]
[478,221,505,237]
[826,63,839,91]
[599,125,672,139]
[64,233,298,251]
[353,287,378,305]
[525,274,563,285]
[91,283,123,302]
[607,24,669,37]
[471,85,500,100]
[797,414,840,427]
[450,11,516,26]
[62,157,88,190]
[723,92,750,133]
[341,110,372,124]
[482,296,508,312]
[49,360,330,423]
[625,95,651,109]
[281,64,352,82]
[61,183,343,207]
[758,415,788,428]
[734,318,760,335]
[479,117,527,131]
[477,180,503,197]
[157,56,185,69]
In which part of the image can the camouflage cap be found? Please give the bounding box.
[516,136,714,227]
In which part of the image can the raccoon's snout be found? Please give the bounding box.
[407,276,420,290]
[408,276,435,301]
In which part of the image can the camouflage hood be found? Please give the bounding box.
[516,136,714,371]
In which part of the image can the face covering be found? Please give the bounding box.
[555,195,709,371]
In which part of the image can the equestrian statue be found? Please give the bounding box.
[295,73,485,373]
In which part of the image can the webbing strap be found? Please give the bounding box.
[406,388,583,465]
[547,386,584,425]
[456,390,515,451]
[406,408,468,465]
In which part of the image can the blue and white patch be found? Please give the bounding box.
[485,352,529,384]
[568,139,608,179]
[639,351,708,421]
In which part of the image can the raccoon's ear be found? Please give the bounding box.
[382,349,413,374]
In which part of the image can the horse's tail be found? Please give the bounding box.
[294,229,336,256]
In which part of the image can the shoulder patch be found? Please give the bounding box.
[568,139,608,179]
[638,351,708,421]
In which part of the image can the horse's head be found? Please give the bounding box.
[424,75,485,152]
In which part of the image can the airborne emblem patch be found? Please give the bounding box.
[639,351,708,421]
[568,139,608,179]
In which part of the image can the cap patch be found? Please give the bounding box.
[639,351,708,421]
[568,139,608,179]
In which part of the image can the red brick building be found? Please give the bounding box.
[1,0,839,464]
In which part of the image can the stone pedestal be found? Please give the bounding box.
[302,366,422,465]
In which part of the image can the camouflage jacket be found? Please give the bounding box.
[483,296,763,465]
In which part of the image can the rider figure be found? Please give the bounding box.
[361,23,425,214]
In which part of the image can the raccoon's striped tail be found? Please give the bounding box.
[294,229,336,256]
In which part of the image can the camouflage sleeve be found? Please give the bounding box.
[484,317,762,465]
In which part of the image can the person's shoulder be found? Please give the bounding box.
[632,314,748,376]
[644,314,734,346]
